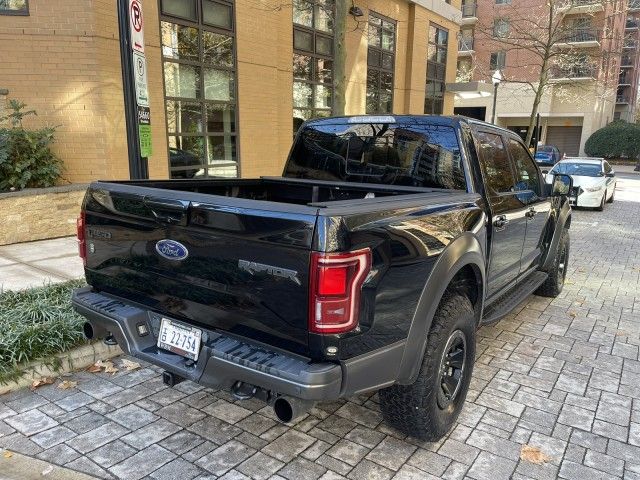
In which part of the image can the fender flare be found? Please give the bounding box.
[541,200,571,271]
[396,232,486,385]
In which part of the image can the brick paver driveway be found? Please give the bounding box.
[1,174,639,480]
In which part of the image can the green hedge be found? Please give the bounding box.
[0,100,64,193]
[584,121,640,159]
[0,280,87,384]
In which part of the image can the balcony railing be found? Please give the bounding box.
[619,74,632,84]
[461,3,477,17]
[458,37,475,52]
[624,39,639,48]
[558,0,604,12]
[626,19,640,29]
[559,28,600,43]
[621,55,635,66]
[630,0,640,10]
[616,95,630,103]
[550,65,597,79]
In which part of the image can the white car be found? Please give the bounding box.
[544,157,616,210]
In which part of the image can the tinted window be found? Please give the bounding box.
[509,139,540,196]
[476,131,514,194]
[551,162,602,177]
[603,162,612,174]
[285,120,467,190]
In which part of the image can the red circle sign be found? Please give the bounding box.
[131,1,143,32]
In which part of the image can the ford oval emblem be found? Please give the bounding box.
[155,239,189,261]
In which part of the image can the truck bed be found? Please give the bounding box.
[112,176,449,208]
[81,177,474,358]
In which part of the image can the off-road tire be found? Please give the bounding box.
[379,293,475,441]
[596,194,605,211]
[607,189,614,203]
[535,229,569,298]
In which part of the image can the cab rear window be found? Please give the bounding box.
[285,120,467,190]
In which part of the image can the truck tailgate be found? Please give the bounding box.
[82,183,318,356]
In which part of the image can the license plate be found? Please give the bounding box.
[157,318,202,361]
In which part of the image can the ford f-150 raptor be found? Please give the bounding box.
[73,115,573,440]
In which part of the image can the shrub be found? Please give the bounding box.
[584,120,640,159]
[0,100,64,192]
[0,280,87,383]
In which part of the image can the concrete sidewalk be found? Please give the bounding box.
[0,236,84,291]
[0,449,97,480]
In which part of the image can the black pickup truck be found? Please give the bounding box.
[73,115,572,440]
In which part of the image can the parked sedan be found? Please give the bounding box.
[534,145,561,167]
[544,157,616,210]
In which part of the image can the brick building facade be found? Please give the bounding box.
[452,0,640,156]
[0,0,462,184]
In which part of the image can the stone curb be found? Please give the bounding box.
[0,342,123,395]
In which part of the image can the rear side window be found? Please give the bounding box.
[476,131,514,194]
[285,120,467,190]
[508,138,541,197]
[604,162,612,174]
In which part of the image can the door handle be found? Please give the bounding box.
[526,208,537,219]
[493,215,509,228]
[143,197,190,225]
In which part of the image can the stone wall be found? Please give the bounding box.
[0,185,87,246]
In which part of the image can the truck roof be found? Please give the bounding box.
[303,114,517,136]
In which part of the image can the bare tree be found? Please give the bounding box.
[471,0,625,146]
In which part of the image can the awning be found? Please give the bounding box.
[446,81,493,99]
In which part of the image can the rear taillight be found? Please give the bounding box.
[309,248,372,334]
[77,211,86,265]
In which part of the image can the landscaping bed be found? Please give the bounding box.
[0,280,93,385]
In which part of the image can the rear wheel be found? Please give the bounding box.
[536,229,569,298]
[379,293,475,441]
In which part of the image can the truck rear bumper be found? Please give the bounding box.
[72,287,343,401]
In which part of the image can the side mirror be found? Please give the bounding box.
[606,172,615,178]
[552,173,573,197]
[541,169,549,175]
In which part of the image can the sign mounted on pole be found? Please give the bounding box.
[129,0,145,53]
[132,50,149,107]
[127,0,151,160]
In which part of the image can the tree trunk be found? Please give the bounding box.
[333,0,348,116]
[525,68,548,147]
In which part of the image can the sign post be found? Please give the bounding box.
[117,0,150,179]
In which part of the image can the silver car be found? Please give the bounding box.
[544,157,616,210]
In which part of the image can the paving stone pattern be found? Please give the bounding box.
[1,183,640,479]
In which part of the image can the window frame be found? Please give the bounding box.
[476,129,518,195]
[159,0,240,179]
[493,18,510,38]
[425,23,449,115]
[293,0,335,129]
[0,0,29,15]
[507,136,542,197]
[366,11,397,114]
[490,51,506,71]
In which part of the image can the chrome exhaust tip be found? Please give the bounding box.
[273,395,315,423]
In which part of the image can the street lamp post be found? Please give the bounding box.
[491,70,502,125]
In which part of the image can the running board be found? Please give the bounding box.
[481,271,548,325]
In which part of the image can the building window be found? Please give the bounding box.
[293,0,335,133]
[0,0,28,15]
[490,51,506,70]
[366,12,396,114]
[425,24,448,115]
[493,18,510,38]
[160,0,238,179]
[495,0,511,4]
